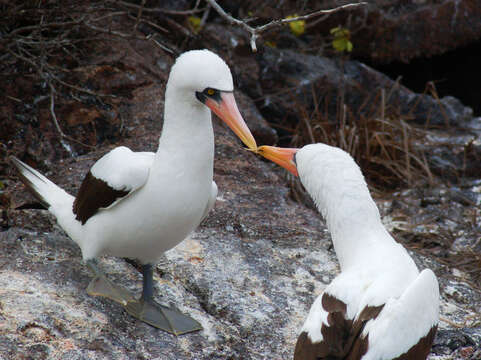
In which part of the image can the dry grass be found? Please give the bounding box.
[445,249,481,287]
[288,83,434,190]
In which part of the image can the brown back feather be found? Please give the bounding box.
[73,171,129,224]
[294,293,385,360]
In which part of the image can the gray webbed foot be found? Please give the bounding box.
[85,260,201,335]
[86,259,135,305]
[125,298,202,335]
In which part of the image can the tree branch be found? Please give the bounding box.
[205,0,367,52]
[106,0,206,15]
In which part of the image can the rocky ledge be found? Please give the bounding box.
[1,121,480,359]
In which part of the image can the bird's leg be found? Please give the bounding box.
[124,263,202,335]
[141,263,155,301]
[86,259,135,306]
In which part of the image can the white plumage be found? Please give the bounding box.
[295,144,439,360]
[296,144,439,359]
[11,49,256,334]
[90,147,154,192]
[256,143,439,359]
[14,50,245,263]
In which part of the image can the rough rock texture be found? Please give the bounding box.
[254,47,481,182]
[245,0,481,63]
[1,126,481,359]
[349,0,481,63]
[256,47,473,128]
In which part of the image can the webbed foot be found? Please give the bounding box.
[125,299,202,335]
[86,274,135,306]
[85,260,201,335]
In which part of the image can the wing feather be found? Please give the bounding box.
[294,268,437,360]
[73,147,154,224]
[360,269,439,360]
[294,291,384,360]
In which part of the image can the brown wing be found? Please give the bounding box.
[73,171,129,225]
[294,293,384,360]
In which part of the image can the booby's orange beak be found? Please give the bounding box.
[256,145,299,177]
[204,92,257,151]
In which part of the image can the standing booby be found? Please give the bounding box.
[256,144,439,359]
[10,49,257,335]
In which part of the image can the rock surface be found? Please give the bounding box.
[256,47,473,128]
[242,0,481,63]
[2,126,481,360]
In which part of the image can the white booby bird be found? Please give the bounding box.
[256,144,439,360]
[10,49,257,335]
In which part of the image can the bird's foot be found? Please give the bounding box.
[86,274,135,306]
[86,259,135,306]
[124,299,202,335]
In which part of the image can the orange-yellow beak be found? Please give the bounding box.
[256,145,299,176]
[205,92,257,150]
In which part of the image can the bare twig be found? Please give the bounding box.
[107,0,206,15]
[133,0,146,31]
[47,83,65,137]
[205,0,367,51]
[146,34,175,54]
[126,13,169,33]
[199,4,211,30]
[0,18,86,41]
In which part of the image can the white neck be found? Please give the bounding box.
[153,87,214,177]
[297,145,394,270]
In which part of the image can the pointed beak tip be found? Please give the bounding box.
[209,92,258,151]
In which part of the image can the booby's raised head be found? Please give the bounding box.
[166,49,257,150]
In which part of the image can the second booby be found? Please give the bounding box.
[10,49,257,335]
[256,144,439,360]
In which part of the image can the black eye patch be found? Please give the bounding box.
[196,88,222,104]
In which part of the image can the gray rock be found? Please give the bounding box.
[2,130,480,359]
[257,48,473,128]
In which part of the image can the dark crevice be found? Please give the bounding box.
[15,202,46,210]
[364,41,481,116]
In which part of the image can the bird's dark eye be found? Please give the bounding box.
[204,88,222,101]
[195,88,222,104]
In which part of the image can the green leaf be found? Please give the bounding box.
[332,38,346,52]
[188,16,202,33]
[346,41,353,52]
[286,15,305,36]
[330,26,352,53]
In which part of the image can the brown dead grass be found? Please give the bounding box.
[288,83,434,190]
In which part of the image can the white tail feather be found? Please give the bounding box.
[10,156,82,243]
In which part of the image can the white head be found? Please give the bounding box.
[164,49,256,150]
[167,49,234,96]
[256,143,382,234]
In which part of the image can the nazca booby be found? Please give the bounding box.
[10,49,257,335]
[256,144,439,360]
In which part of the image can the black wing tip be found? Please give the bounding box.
[9,155,50,209]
